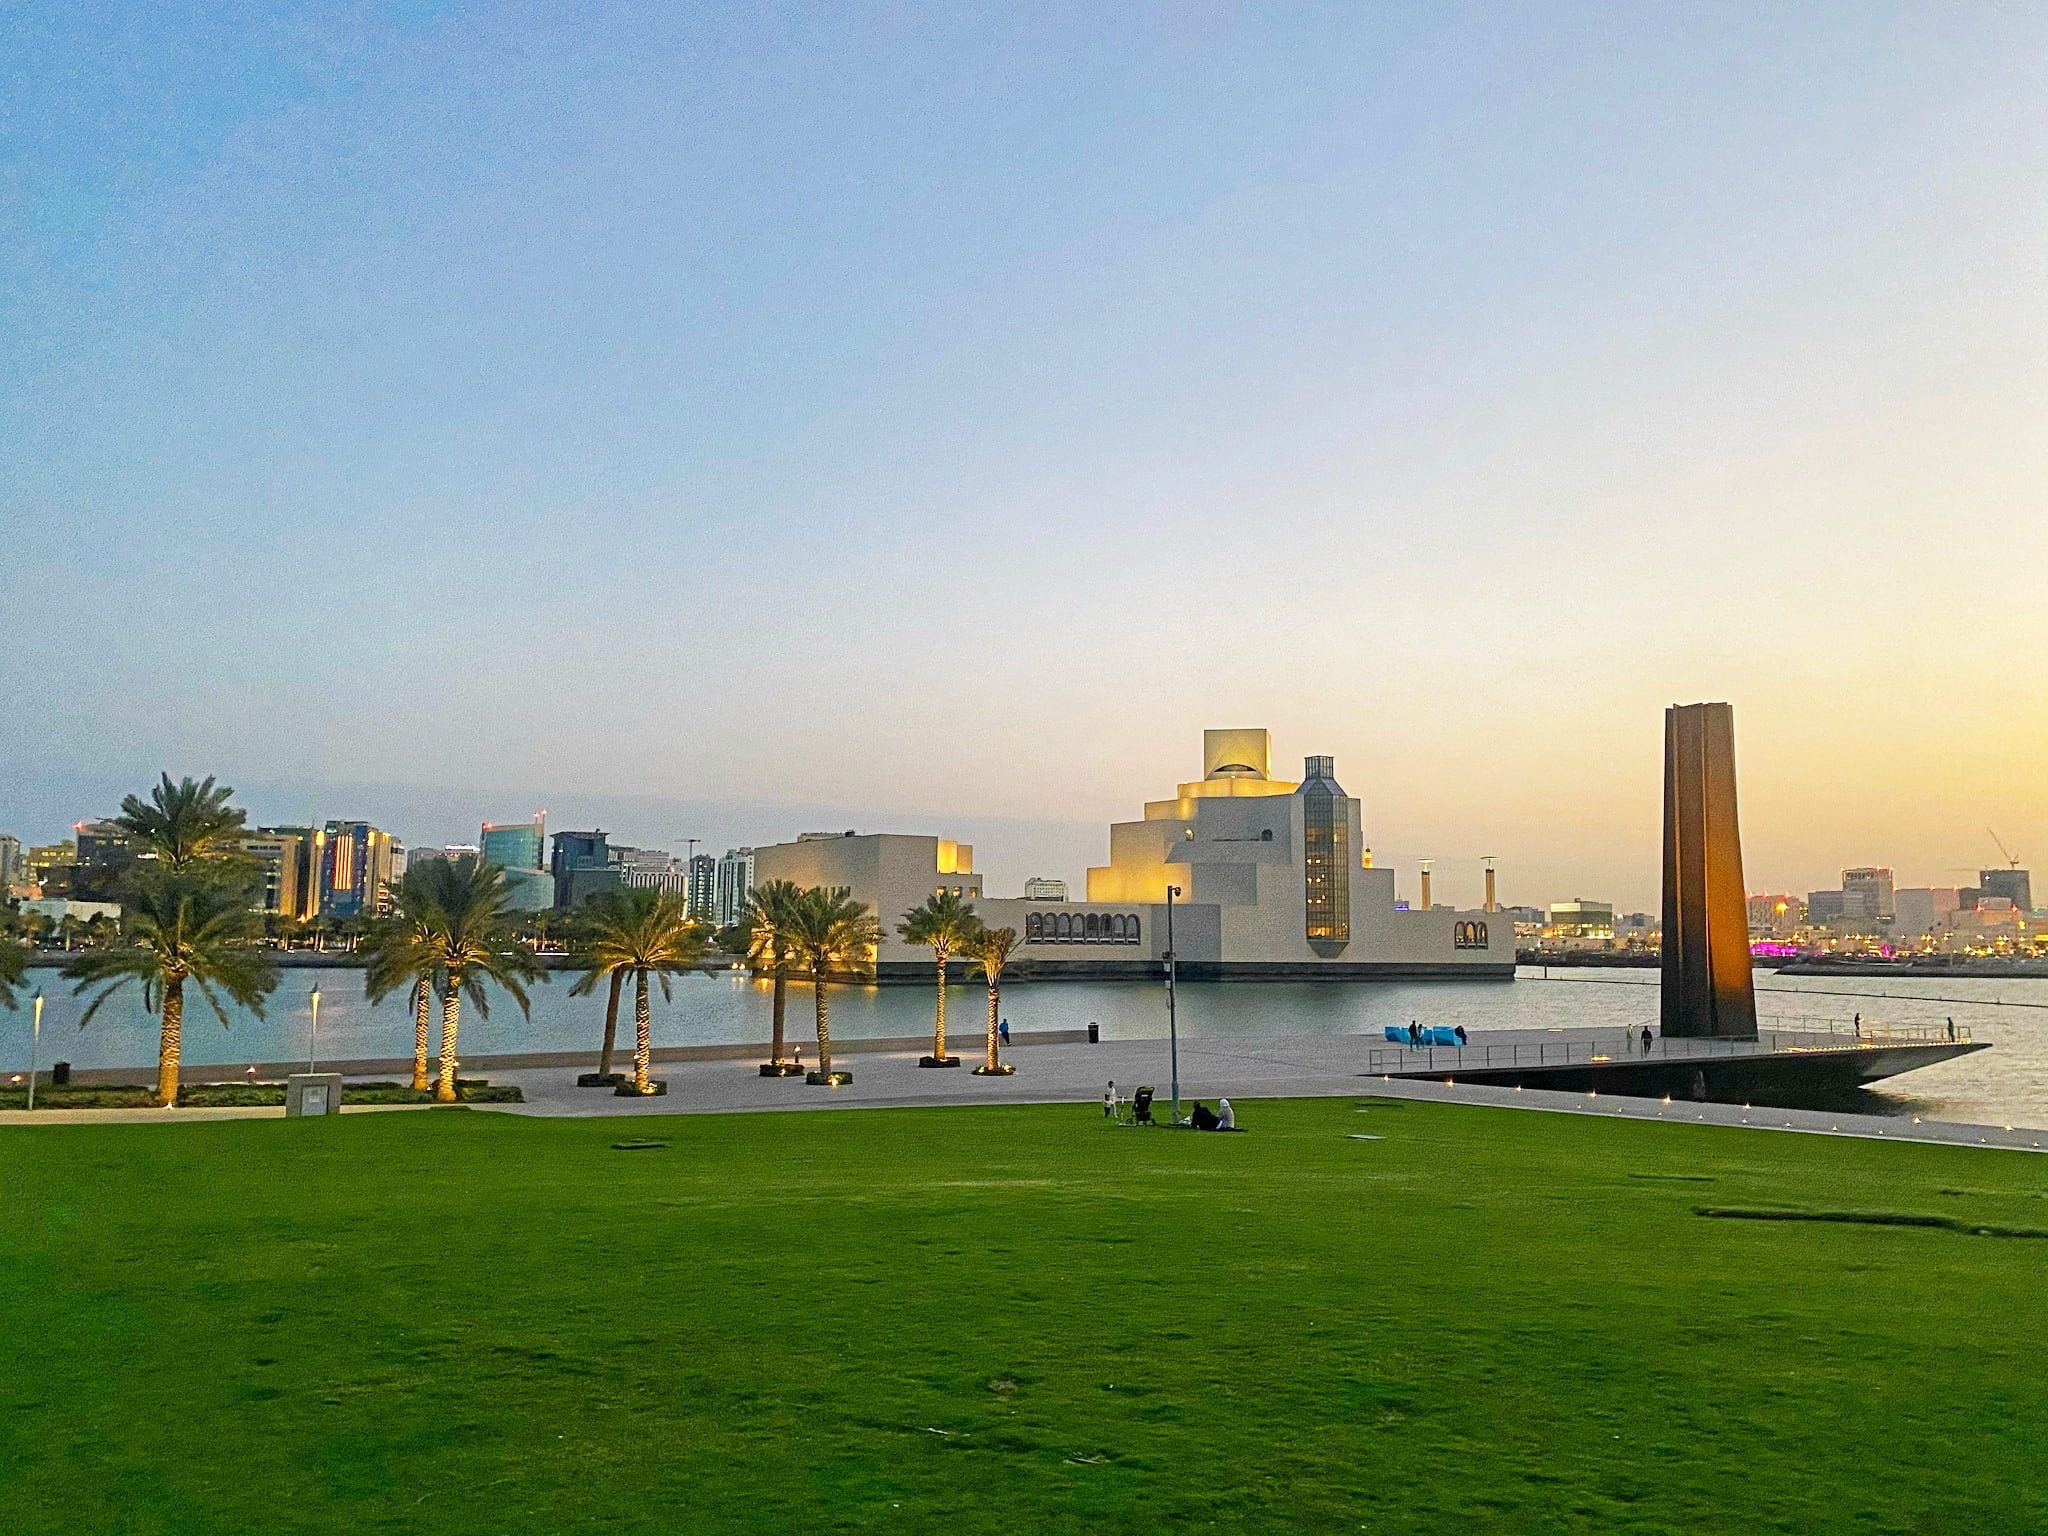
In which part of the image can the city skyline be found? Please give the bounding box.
[4,6,2043,909]
[0,733,2031,916]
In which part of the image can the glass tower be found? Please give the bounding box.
[1299,755,1350,952]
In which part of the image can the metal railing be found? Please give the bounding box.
[1365,1019,1970,1078]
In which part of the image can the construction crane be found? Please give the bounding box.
[1988,828,2021,870]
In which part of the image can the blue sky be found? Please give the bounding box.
[3,3,2043,906]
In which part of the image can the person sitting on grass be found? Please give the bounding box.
[1190,1101,1218,1131]
[1217,1097,1235,1130]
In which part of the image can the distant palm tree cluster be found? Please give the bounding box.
[0,776,1029,1104]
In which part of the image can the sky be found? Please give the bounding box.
[2,2,2043,909]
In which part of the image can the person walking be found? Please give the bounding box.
[1641,1025,1654,1057]
[998,1017,1011,1049]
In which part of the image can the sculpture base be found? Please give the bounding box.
[612,1079,667,1097]
[757,1062,806,1077]
[806,1070,853,1086]
[972,1063,1017,1077]
[918,1055,962,1068]
[577,1072,625,1088]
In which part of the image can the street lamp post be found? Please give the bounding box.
[28,991,44,1112]
[1165,884,1182,1126]
[307,984,322,1074]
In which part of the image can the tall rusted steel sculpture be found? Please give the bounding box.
[1660,702,1758,1039]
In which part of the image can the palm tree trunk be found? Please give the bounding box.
[599,969,624,1078]
[933,950,948,1059]
[985,981,1000,1071]
[770,961,788,1063]
[437,983,462,1103]
[633,969,652,1093]
[411,978,432,1092]
[158,977,185,1106]
[815,971,833,1078]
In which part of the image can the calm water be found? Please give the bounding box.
[11,965,2046,1130]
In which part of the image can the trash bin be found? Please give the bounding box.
[1087,1023,1099,1044]
[51,1061,71,1086]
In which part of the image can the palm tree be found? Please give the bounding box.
[361,877,444,1092]
[784,886,880,1084]
[739,880,806,1075]
[0,936,25,1010]
[564,888,634,1084]
[964,923,1019,1076]
[568,887,708,1095]
[66,871,279,1105]
[113,773,249,871]
[897,889,976,1067]
[405,855,543,1103]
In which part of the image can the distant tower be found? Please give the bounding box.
[1660,703,1757,1039]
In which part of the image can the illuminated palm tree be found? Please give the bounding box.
[113,773,249,871]
[785,886,880,1084]
[66,871,279,1105]
[739,880,806,1074]
[362,874,444,1092]
[965,923,1019,1076]
[897,889,976,1067]
[565,887,634,1084]
[406,856,543,1103]
[569,886,708,1094]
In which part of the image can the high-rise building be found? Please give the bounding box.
[714,847,755,926]
[1841,867,1895,926]
[551,829,619,910]
[1980,867,2033,914]
[241,828,312,918]
[1022,876,1068,901]
[1893,887,1961,938]
[480,816,546,872]
[687,853,717,919]
[69,819,140,900]
[318,820,394,918]
[1746,893,1802,936]
[25,841,76,895]
[1806,889,1847,925]
[0,833,22,891]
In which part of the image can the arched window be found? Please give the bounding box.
[1025,913,1041,940]
[1054,913,1071,940]
[1127,915,1140,945]
[1084,914,1100,940]
[1109,914,1126,940]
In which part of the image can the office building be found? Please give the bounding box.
[480,816,546,872]
[1841,867,1895,926]
[1980,867,2033,914]
[1022,877,1069,901]
[1892,887,1962,938]
[241,828,311,918]
[551,829,620,909]
[751,729,1508,980]
[1746,893,1802,937]
[714,847,756,926]
[317,821,395,918]
[1806,889,1847,926]
[0,833,22,892]
[1545,900,1616,940]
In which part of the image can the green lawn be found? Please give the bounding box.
[2,1099,2043,1534]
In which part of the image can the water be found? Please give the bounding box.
[11,964,2045,1130]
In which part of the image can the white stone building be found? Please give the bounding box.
[748,729,1511,981]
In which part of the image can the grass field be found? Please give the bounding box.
[2,1098,2043,1534]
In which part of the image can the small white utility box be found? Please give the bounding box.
[286,1073,344,1117]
